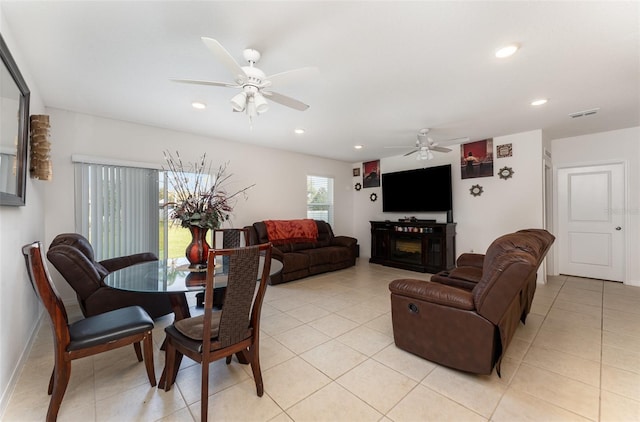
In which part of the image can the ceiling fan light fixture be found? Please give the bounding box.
[254,92,269,114]
[231,92,247,112]
[417,149,434,160]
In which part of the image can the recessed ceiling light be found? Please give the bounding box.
[354,145,363,150]
[531,98,548,106]
[294,128,305,134]
[191,101,206,110]
[495,44,519,58]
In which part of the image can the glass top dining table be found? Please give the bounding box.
[104,255,282,294]
[103,255,283,321]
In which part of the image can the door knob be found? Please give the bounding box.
[615,226,622,230]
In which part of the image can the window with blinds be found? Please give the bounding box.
[307,175,334,225]
[74,160,160,261]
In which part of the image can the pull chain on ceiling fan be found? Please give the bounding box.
[171,37,315,123]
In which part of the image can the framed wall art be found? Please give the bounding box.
[460,138,493,179]
[362,159,380,188]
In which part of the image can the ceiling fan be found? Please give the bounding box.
[172,37,314,121]
[386,129,468,160]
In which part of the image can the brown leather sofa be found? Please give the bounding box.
[431,228,555,323]
[46,233,172,319]
[245,220,358,284]
[389,229,554,376]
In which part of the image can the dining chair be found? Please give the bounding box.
[163,243,272,422]
[22,241,157,422]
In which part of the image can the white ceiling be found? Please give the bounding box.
[2,1,638,163]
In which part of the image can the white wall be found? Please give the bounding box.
[352,130,545,261]
[552,127,640,286]
[0,13,47,414]
[43,108,354,301]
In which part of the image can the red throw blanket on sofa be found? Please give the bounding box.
[264,219,318,245]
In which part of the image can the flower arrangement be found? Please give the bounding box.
[163,151,254,230]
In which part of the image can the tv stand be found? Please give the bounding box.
[369,221,456,273]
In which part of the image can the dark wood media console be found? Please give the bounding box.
[369,220,456,273]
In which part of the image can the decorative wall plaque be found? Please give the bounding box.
[470,184,483,197]
[496,143,512,158]
[498,166,514,180]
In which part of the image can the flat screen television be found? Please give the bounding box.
[382,164,452,213]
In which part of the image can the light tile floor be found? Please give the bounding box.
[3,260,640,421]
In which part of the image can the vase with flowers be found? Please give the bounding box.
[164,151,254,268]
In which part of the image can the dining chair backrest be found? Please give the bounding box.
[203,243,271,350]
[23,242,71,344]
[213,228,250,249]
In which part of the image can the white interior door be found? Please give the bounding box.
[558,163,625,281]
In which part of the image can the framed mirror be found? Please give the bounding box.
[0,34,30,206]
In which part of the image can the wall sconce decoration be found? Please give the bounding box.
[29,114,52,180]
[370,193,377,202]
[470,184,483,197]
[498,166,514,180]
[355,182,362,191]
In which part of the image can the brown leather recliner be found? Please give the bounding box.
[389,229,554,376]
[430,228,555,323]
[46,233,172,319]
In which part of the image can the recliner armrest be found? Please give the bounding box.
[389,279,475,311]
[99,253,158,272]
[456,253,485,268]
[331,236,357,248]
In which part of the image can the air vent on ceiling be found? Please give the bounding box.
[569,108,600,118]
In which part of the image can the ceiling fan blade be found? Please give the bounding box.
[262,91,309,111]
[431,146,452,153]
[404,149,419,157]
[170,78,239,88]
[266,67,319,86]
[201,37,247,83]
[446,136,470,143]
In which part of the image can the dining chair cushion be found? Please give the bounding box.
[174,312,221,341]
[67,306,154,351]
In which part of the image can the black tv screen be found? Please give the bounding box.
[382,165,453,212]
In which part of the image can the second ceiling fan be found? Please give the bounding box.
[387,129,468,160]
[172,37,315,121]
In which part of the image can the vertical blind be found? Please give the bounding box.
[74,162,160,261]
[306,175,334,225]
